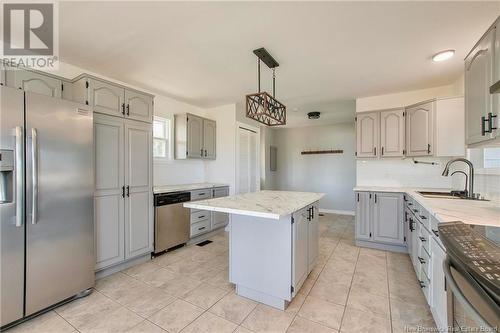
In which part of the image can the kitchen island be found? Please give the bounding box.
[184,190,324,310]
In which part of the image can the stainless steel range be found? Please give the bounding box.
[0,86,94,329]
[438,221,500,330]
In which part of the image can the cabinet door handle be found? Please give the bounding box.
[419,280,426,288]
[126,185,130,197]
[373,147,376,156]
[200,148,203,156]
[432,229,439,237]
[311,206,314,219]
[419,237,427,242]
[198,215,206,219]
[427,144,431,154]
[198,226,206,231]
[419,215,427,220]
[198,192,205,196]
[381,147,384,156]
[374,194,377,203]
[121,103,125,115]
[204,149,207,157]
[487,112,497,133]
[122,186,125,198]
[126,104,130,116]
[413,209,418,213]
[418,256,426,264]
[357,193,359,202]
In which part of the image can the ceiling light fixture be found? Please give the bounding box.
[246,48,286,126]
[308,112,320,119]
[432,50,455,62]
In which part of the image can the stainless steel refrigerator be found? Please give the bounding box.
[0,85,94,328]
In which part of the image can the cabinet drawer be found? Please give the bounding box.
[191,189,212,201]
[191,210,210,224]
[213,187,229,198]
[420,265,431,303]
[418,223,430,255]
[418,243,431,279]
[190,220,210,237]
[417,206,431,230]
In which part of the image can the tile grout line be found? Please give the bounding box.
[386,253,394,333]
[337,240,361,333]
[284,220,348,332]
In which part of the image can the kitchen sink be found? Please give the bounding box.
[417,191,489,201]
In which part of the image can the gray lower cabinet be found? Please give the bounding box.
[212,187,229,229]
[175,113,217,160]
[431,237,447,330]
[94,114,153,270]
[372,193,404,245]
[308,202,319,273]
[355,191,405,247]
[94,114,125,269]
[355,192,371,240]
[189,186,229,238]
[292,206,309,294]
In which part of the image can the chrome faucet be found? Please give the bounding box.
[441,158,474,199]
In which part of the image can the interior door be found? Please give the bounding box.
[355,192,371,241]
[236,126,259,194]
[0,87,25,326]
[90,79,125,118]
[380,109,405,157]
[372,192,404,245]
[465,28,494,144]
[406,102,434,156]
[356,112,379,157]
[124,119,152,259]
[292,207,308,296]
[94,114,125,269]
[25,93,94,316]
[203,119,216,159]
[186,114,203,158]
[125,89,153,123]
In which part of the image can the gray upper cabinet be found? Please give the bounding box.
[356,112,379,158]
[405,101,434,156]
[372,192,404,245]
[6,69,62,98]
[187,114,204,158]
[465,27,495,144]
[73,76,154,123]
[203,119,216,159]
[125,89,153,123]
[90,80,125,117]
[380,108,405,157]
[175,113,217,160]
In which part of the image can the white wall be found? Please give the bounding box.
[204,104,238,194]
[356,80,464,188]
[271,123,357,213]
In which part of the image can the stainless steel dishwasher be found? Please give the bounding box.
[154,191,191,254]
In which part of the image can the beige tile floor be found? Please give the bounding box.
[8,213,436,333]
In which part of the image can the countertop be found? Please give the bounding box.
[354,186,500,227]
[153,183,229,194]
[183,190,325,220]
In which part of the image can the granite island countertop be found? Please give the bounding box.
[153,183,229,194]
[183,190,325,220]
[354,186,500,227]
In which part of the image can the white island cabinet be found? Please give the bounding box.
[184,190,324,310]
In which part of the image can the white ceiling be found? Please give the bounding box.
[59,1,499,126]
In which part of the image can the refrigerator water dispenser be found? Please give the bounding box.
[0,150,14,204]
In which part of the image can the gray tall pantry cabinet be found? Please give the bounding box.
[73,76,154,271]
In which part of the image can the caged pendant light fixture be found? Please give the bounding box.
[246,48,286,126]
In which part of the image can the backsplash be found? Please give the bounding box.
[356,157,454,189]
[453,173,500,204]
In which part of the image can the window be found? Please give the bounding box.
[484,148,500,168]
[153,116,170,159]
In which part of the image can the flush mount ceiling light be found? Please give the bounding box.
[432,50,455,62]
[307,112,321,119]
[246,48,286,126]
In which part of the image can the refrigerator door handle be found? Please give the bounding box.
[31,128,38,225]
[15,126,24,227]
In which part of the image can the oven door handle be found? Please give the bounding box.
[442,257,492,328]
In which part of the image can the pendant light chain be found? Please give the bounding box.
[272,68,276,98]
[258,58,261,93]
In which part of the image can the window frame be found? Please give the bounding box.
[153,116,171,161]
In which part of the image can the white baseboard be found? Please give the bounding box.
[319,209,355,216]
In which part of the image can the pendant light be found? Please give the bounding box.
[246,48,286,126]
